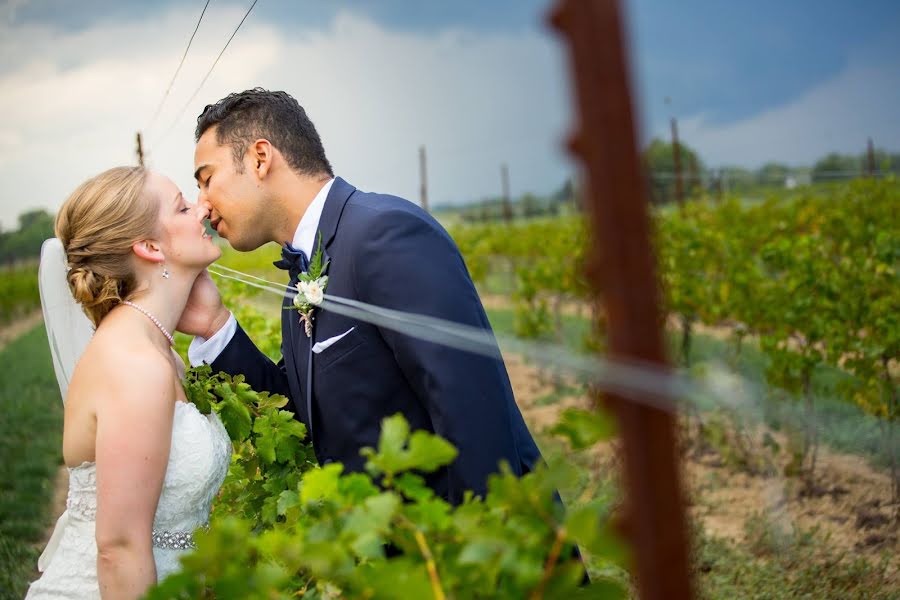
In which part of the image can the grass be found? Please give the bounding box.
[693,516,897,599]
[0,324,64,599]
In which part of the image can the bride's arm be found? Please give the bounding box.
[94,349,174,599]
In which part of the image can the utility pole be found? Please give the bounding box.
[419,145,429,213]
[500,163,513,223]
[135,132,145,167]
[867,137,876,177]
[670,117,683,207]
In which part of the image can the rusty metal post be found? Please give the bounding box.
[548,1,693,598]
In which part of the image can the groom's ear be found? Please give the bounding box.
[249,139,273,180]
[132,240,165,264]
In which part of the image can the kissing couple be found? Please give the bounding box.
[27,88,542,598]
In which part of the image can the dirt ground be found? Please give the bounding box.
[503,351,899,578]
[0,310,43,351]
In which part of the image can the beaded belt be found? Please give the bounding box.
[151,525,207,550]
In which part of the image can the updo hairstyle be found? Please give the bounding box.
[55,167,157,327]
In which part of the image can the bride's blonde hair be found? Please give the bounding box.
[55,167,157,327]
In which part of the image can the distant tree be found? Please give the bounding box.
[869,149,900,176]
[643,137,704,204]
[552,179,574,203]
[18,209,53,230]
[0,208,55,264]
[519,193,542,218]
[812,153,861,183]
[718,166,756,193]
[755,162,793,187]
[551,177,583,213]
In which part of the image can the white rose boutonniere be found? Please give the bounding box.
[287,238,329,337]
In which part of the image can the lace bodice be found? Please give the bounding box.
[153,401,232,533]
[67,401,230,529]
[26,401,231,599]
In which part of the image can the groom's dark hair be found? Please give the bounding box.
[195,88,333,177]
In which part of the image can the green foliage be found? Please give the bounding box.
[549,408,616,451]
[654,179,899,485]
[454,179,898,498]
[643,137,705,204]
[0,209,54,264]
[148,366,626,598]
[216,241,286,283]
[0,264,40,326]
[305,234,329,281]
[811,149,900,183]
[0,325,63,600]
[183,366,317,528]
[449,217,594,346]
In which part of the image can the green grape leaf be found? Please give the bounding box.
[363,414,458,478]
[406,431,458,472]
[276,489,300,516]
[300,462,343,504]
[338,473,380,504]
[549,408,616,450]
[256,391,289,412]
[219,397,252,441]
[394,472,434,502]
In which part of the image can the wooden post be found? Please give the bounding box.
[501,163,513,223]
[670,118,684,206]
[135,132,145,167]
[713,168,723,203]
[419,145,429,213]
[867,137,876,177]
[548,1,693,599]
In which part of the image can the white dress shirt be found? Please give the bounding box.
[188,177,336,366]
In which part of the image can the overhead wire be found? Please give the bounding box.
[145,0,212,136]
[152,0,260,149]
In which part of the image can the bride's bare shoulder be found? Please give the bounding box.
[72,323,175,404]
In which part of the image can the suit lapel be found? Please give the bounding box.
[293,177,355,448]
[317,177,356,250]
[282,278,308,424]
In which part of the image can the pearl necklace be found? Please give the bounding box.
[122,300,175,347]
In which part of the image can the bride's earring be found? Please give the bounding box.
[161,263,171,279]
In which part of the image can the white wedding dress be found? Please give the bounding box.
[24,400,232,599]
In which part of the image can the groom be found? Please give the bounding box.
[179,88,541,504]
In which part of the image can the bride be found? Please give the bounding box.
[26,166,232,599]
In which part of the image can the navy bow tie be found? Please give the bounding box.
[273,242,309,281]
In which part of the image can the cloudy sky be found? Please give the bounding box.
[0,0,898,229]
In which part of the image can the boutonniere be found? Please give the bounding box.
[288,237,329,338]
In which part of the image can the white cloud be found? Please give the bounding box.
[651,59,900,168]
[0,5,572,229]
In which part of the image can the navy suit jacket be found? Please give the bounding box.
[212,177,541,504]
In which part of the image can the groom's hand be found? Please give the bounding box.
[177,269,231,339]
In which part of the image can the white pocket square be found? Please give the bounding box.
[312,327,355,354]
